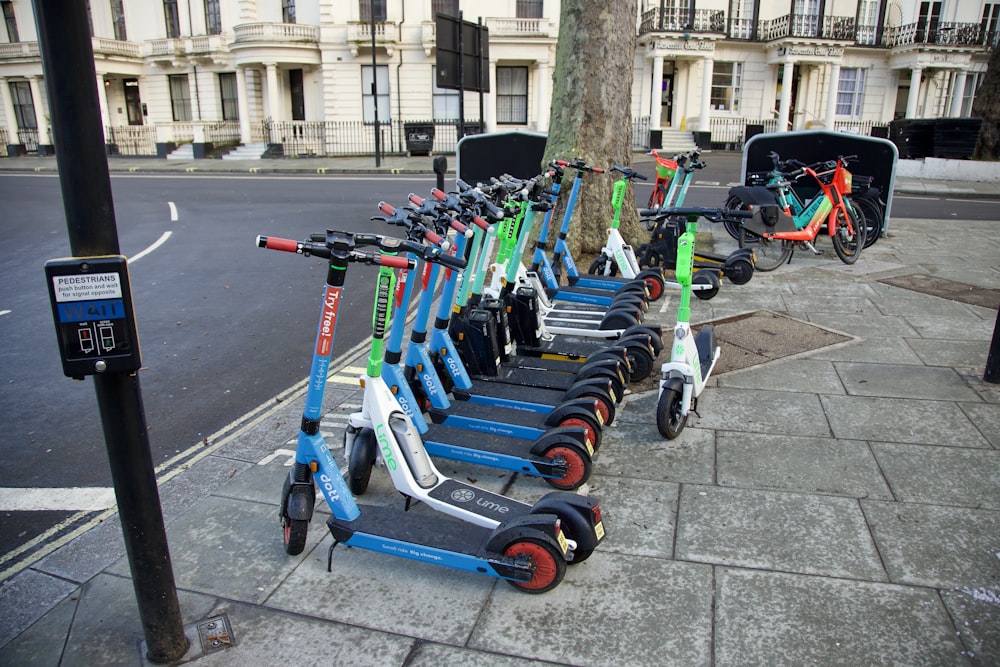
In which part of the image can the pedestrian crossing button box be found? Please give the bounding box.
[45,256,141,379]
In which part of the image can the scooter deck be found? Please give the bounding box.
[329,503,492,555]
[453,382,612,409]
[427,400,570,431]
[424,423,587,463]
[473,365,607,391]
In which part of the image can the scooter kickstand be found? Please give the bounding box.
[328,540,340,572]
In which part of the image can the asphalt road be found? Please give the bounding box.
[2,166,998,572]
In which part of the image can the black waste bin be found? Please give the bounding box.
[404,122,435,156]
[649,130,662,150]
[933,118,981,159]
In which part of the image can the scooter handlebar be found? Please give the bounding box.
[257,235,302,253]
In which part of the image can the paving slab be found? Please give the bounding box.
[716,358,847,394]
[806,311,921,338]
[0,589,77,666]
[0,568,78,647]
[690,388,832,437]
[467,552,714,666]
[715,568,970,666]
[819,395,991,447]
[595,415,716,485]
[583,473,678,558]
[870,282,992,319]
[906,337,992,373]
[905,314,997,342]
[407,642,549,667]
[716,432,893,499]
[675,485,886,580]
[958,402,1000,448]
[940,587,1000,666]
[835,362,983,401]
[807,334,925,365]
[871,442,1000,509]
[862,500,1000,589]
[878,274,1000,310]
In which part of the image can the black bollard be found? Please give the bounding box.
[433,155,448,192]
[985,307,1000,384]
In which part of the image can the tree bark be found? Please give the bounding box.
[973,45,1000,160]
[542,0,639,259]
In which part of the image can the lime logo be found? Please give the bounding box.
[451,489,475,503]
[374,424,397,471]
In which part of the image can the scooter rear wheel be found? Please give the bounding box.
[504,538,566,593]
[656,387,687,439]
[283,516,308,556]
[542,444,592,490]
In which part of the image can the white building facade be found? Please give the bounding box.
[0,0,993,157]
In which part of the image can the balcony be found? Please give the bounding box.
[233,22,320,44]
[757,14,857,42]
[639,7,725,35]
[485,17,553,37]
[230,22,321,64]
[92,37,142,59]
[0,41,40,61]
[882,21,985,48]
[346,21,398,56]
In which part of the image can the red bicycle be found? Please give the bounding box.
[646,149,678,209]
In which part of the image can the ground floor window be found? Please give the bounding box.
[169,74,192,121]
[362,65,391,123]
[836,67,866,117]
[496,66,528,124]
[9,81,35,128]
[962,72,983,116]
[710,61,742,112]
[432,77,459,120]
[219,73,239,121]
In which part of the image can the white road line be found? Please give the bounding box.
[168,201,178,221]
[129,231,173,264]
[0,309,10,316]
[0,487,116,512]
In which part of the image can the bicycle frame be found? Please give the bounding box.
[759,160,856,243]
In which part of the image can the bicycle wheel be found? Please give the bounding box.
[832,205,864,265]
[722,195,749,240]
[739,227,791,272]
[850,196,882,248]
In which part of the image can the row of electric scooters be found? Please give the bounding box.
[255,155,767,593]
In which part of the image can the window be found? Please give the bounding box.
[918,1,942,42]
[962,72,983,116]
[433,0,459,16]
[710,62,742,112]
[836,68,866,117]
[111,0,127,40]
[2,0,19,43]
[982,4,1000,47]
[359,0,386,22]
[163,0,180,38]
[205,0,222,35]
[856,0,880,45]
[282,0,295,24]
[496,66,528,124]
[169,74,192,121]
[362,65,390,123]
[516,0,543,18]
[728,0,753,39]
[219,73,238,121]
[432,78,460,120]
[792,0,818,37]
[9,81,36,129]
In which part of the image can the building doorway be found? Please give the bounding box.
[123,78,143,125]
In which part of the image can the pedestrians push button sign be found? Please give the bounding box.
[45,256,141,378]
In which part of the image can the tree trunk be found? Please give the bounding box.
[973,45,1000,160]
[542,0,639,261]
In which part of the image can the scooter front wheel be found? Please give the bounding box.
[724,257,754,285]
[283,517,308,556]
[656,387,687,439]
[504,538,566,593]
[347,428,377,495]
[692,271,721,301]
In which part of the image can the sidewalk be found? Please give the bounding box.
[1,157,999,666]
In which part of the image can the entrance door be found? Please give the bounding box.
[123,78,143,125]
[289,69,305,121]
[661,73,674,127]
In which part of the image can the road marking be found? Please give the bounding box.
[129,231,173,264]
[0,309,10,316]
[168,201,178,221]
[0,487,116,512]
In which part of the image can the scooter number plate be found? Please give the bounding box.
[595,520,605,541]
[557,529,569,555]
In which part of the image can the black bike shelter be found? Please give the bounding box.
[456,130,548,186]
[742,130,899,236]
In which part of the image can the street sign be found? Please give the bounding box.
[435,13,490,92]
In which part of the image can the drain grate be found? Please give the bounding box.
[196,614,235,653]
[878,274,1000,310]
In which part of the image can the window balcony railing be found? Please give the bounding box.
[639,7,725,35]
[757,14,857,41]
[882,21,983,47]
[485,17,552,37]
[92,37,142,59]
[346,21,397,46]
[728,17,755,40]
[189,34,231,55]
[0,41,39,59]
[232,22,320,44]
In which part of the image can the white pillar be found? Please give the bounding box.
[265,63,281,121]
[699,57,713,132]
[675,62,689,130]
[236,66,252,143]
[948,70,967,117]
[650,52,664,128]
[825,63,841,129]
[777,61,793,131]
[536,60,550,132]
[27,76,50,145]
[95,74,111,142]
[905,67,922,118]
[0,78,19,142]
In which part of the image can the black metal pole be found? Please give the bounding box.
[371,0,381,167]
[458,10,465,139]
[984,308,1000,383]
[477,17,485,131]
[31,1,188,662]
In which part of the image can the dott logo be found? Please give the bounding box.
[315,287,341,356]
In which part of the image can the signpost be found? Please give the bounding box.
[435,11,489,138]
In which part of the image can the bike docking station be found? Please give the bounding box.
[740,130,899,239]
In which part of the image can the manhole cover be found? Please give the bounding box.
[197,614,235,653]
[878,274,1000,310]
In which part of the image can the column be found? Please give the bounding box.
[777,61,794,131]
[235,66,252,144]
[27,76,51,146]
[675,62,689,129]
[824,62,841,129]
[265,63,281,121]
[95,74,111,141]
[948,70,967,117]
[484,60,496,132]
[905,66,922,118]
[699,57,713,132]
[650,52,664,128]
[536,60,550,132]
[0,78,20,148]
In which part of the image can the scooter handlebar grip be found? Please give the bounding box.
[408,193,424,206]
[257,235,301,253]
[378,201,396,216]
[433,250,467,271]
[431,188,447,201]
[449,218,468,234]
[423,229,444,246]
[471,215,489,230]
[378,254,414,269]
